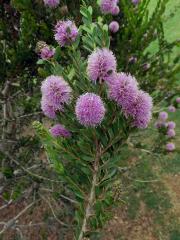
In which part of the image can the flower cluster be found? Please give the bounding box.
[107,72,153,129]
[50,124,71,138]
[109,21,119,33]
[87,48,117,83]
[86,48,153,129]
[75,93,106,127]
[43,0,60,8]
[54,20,78,47]
[40,46,55,60]
[100,0,120,15]
[41,75,72,118]
[155,110,176,152]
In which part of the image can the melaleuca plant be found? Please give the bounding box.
[34,2,155,239]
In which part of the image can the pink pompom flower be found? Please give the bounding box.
[87,48,117,83]
[132,90,153,129]
[50,124,71,138]
[55,20,78,47]
[107,72,139,116]
[40,46,55,60]
[166,143,175,152]
[41,97,61,119]
[43,0,60,8]
[167,121,176,129]
[109,21,119,33]
[167,129,176,138]
[176,97,180,103]
[168,105,176,112]
[41,75,72,107]
[159,111,168,121]
[100,0,118,14]
[75,93,106,127]
[112,6,120,15]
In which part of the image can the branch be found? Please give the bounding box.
[0,201,36,235]
[78,139,100,240]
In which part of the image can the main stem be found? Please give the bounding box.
[78,145,100,240]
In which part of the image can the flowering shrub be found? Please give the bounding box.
[32,1,157,238]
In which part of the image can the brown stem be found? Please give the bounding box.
[78,141,100,240]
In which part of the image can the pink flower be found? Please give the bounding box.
[176,97,180,103]
[50,124,71,138]
[109,21,119,33]
[43,0,60,8]
[159,111,168,121]
[87,48,117,83]
[75,93,106,127]
[100,0,118,14]
[167,121,176,129]
[107,72,139,116]
[55,20,78,47]
[168,105,176,112]
[166,143,175,152]
[40,46,55,60]
[167,129,176,138]
[112,6,120,15]
[132,90,153,129]
[41,75,72,106]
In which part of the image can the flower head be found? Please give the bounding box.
[41,97,62,119]
[107,72,139,116]
[75,93,106,127]
[168,105,176,112]
[132,90,153,129]
[40,46,55,60]
[43,0,60,8]
[166,143,175,152]
[167,121,176,129]
[176,97,180,103]
[159,111,168,121]
[41,75,72,106]
[100,0,118,14]
[87,48,117,83]
[55,20,78,47]
[167,129,176,138]
[132,0,140,5]
[112,6,120,15]
[50,124,71,138]
[109,21,119,33]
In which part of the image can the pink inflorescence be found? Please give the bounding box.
[167,121,176,129]
[159,111,168,121]
[111,5,120,15]
[100,0,119,14]
[168,105,176,112]
[75,93,106,127]
[166,143,175,152]
[43,0,60,8]
[132,90,153,129]
[109,21,119,33]
[50,124,71,138]
[132,0,140,5]
[87,48,117,83]
[41,75,72,118]
[54,20,78,47]
[167,129,176,138]
[108,73,139,115]
[176,97,180,103]
[107,72,153,129]
[40,46,55,60]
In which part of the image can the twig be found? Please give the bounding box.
[0,201,36,235]
[39,194,68,227]
[1,150,62,183]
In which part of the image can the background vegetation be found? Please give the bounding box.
[0,0,179,239]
